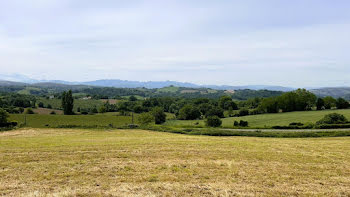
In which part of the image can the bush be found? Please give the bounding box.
[25,108,35,114]
[289,122,304,126]
[315,124,350,129]
[50,111,56,115]
[316,113,348,125]
[233,120,249,127]
[239,120,249,127]
[138,112,155,125]
[205,116,222,127]
[47,104,52,109]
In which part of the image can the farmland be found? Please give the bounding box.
[37,98,104,111]
[1,128,350,196]
[165,108,350,128]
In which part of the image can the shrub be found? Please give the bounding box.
[138,112,155,125]
[316,113,348,125]
[239,120,249,127]
[205,116,222,127]
[47,104,52,109]
[234,121,239,127]
[289,122,304,126]
[25,108,35,114]
[50,111,56,115]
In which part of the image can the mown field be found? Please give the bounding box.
[0,128,349,196]
[165,109,350,128]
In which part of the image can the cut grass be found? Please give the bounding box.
[165,109,350,128]
[0,128,350,196]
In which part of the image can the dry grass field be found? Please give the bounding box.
[1,128,350,196]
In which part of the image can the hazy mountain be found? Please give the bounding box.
[0,74,295,91]
[310,87,350,99]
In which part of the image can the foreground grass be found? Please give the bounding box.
[1,129,350,196]
[165,108,350,128]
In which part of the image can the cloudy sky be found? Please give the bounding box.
[1,0,350,87]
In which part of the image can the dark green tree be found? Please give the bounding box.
[336,98,350,109]
[323,96,336,109]
[178,104,201,120]
[62,90,74,115]
[0,108,9,124]
[218,96,238,110]
[316,98,325,110]
[205,116,222,127]
[151,107,166,124]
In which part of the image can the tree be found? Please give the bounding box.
[316,113,348,125]
[129,95,138,102]
[238,109,249,116]
[0,108,9,124]
[258,97,279,113]
[336,98,349,109]
[205,107,224,118]
[178,104,201,120]
[151,107,166,124]
[61,90,74,115]
[25,108,35,114]
[219,96,238,110]
[98,106,107,113]
[138,112,155,125]
[323,96,336,109]
[316,98,325,110]
[205,116,222,127]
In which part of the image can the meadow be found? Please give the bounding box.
[0,128,349,196]
[165,109,350,128]
[9,114,134,128]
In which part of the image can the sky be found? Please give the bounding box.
[1,0,350,87]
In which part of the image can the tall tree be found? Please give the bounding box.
[62,90,74,115]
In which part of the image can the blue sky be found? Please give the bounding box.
[1,0,350,87]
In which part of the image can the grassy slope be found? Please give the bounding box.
[165,109,350,128]
[1,128,350,196]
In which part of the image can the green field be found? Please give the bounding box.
[1,128,349,196]
[9,114,134,128]
[38,98,104,111]
[165,109,350,128]
[9,113,176,128]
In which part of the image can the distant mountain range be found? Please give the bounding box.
[1,74,350,98]
[0,74,294,91]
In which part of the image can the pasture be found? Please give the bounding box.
[9,114,134,128]
[0,128,349,196]
[165,109,350,128]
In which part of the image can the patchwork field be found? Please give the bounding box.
[1,128,350,196]
[165,109,350,128]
